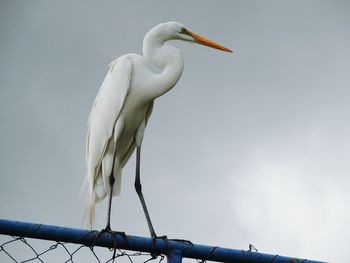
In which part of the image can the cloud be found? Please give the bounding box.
[229,127,350,261]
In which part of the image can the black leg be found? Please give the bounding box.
[134,146,157,239]
[90,151,131,252]
[91,173,115,248]
[105,141,119,231]
[105,174,115,231]
[91,172,127,251]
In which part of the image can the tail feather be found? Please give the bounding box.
[85,152,122,228]
[85,184,106,229]
[86,194,95,229]
[85,169,106,229]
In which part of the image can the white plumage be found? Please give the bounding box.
[85,22,231,235]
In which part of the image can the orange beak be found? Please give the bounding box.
[186,30,232,53]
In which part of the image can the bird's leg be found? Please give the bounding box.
[91,174,116,248]
[92,173,127,252]
[135,146,158,239]
[104,142,118,232]
[92,147,126,249]
[105,174,115,231]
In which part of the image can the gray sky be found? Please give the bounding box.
[1,1,350,262]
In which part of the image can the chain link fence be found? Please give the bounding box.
[0,234,166,263]
[0,219,323,263]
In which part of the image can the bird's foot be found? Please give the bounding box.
[170,238,193,246]
[149,234,168,258]
[149,235,193,258]
[90,225,128,259]
[155,234,168,240]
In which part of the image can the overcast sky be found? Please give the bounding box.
[1,1,350,262]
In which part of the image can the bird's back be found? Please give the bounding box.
[85,54,155,227]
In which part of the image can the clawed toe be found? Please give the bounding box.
[156,235,168,240]
[90,227,127,250]
[171,238,193,246]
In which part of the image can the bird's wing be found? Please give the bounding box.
[120,101,154,168]
[86,56,132,195]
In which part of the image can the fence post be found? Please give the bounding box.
[167,249,183,263]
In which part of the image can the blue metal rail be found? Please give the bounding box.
[0,219,324,263]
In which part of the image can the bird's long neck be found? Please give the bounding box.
[143,30,184,99]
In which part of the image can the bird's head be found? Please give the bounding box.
[151,21,232,53]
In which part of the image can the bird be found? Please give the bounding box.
[85,21,232,238]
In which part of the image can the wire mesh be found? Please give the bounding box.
[0,234,166,263]
[0,219,323,263]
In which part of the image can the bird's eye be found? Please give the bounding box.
[180,27,188,35]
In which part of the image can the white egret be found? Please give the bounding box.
[85,21,232,238]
